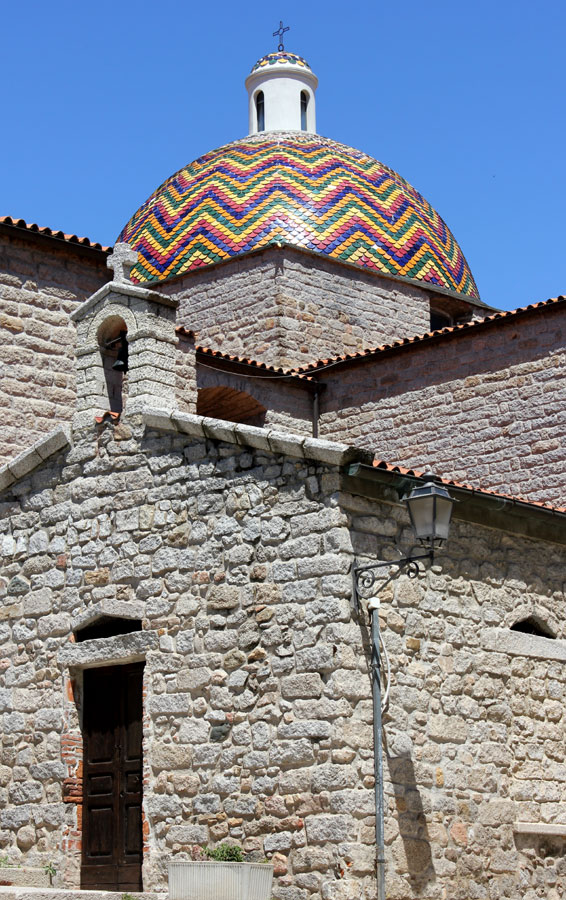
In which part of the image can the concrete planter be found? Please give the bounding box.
[168,860,274,900]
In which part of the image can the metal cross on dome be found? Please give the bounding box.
[273,20,290,52]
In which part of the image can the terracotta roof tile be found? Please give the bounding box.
[0,215,110,252]
[196,344,295,375]
[94,411,121,423]
[371,458,566,514]
[295,296,566,374]
[176,329,312,381]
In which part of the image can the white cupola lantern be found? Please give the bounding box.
[245,50,318,135]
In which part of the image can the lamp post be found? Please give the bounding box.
[352,473,454,900]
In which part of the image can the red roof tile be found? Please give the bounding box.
[294,296,566,374]
[176,328,313,382]
[0,215,110,252]
[196,344,295,376]
[371,458,566,514]
[94,411,121,423]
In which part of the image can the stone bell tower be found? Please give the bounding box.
[71,243,180,426]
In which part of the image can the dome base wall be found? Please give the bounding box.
[160,246,433,369]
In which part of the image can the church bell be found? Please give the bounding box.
[111,330,129,373]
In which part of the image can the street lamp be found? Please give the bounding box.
[353,474,455,609]
[352,473,454,900]
[405,474,454,550]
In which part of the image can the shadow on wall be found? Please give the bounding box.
[197,386,266,426]
[385,744,436,892]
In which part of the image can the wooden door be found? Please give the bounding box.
[81,662,144,892]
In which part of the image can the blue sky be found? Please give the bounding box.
[2,0,564,311]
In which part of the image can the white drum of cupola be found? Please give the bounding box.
[245,53,318,134]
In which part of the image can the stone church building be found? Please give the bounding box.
[0,46,565,900]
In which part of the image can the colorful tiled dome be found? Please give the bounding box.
[251,51,312,73]
[118,132,479,299]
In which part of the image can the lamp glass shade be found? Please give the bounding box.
[433,494,453,541]
[405,478,454,547]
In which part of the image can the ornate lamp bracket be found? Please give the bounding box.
[352,550,434,613]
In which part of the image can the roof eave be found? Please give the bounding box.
[343,462,566,547]
[0,216,110,261]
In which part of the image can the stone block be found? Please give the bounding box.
[270,740,315,767]
[327,670,370,702]
[429,715,468,744]
[151,743,193,772]
[478,800,516,826]
[207,584,241,609]
[305,814,355,842]
[312,765,357,792]
[295,645,336,673]
[264,831,294,852]
[210,774,240,794]
[167,824,208,845]
[178,667,213,692]
[303,437,352,465]
[178,719,210,744]
[281,674,323,699]
[57,630,158,667]
[278,720,332,740]
[329,790,375,814]
[0,866,50,887]
[149,693,191,715]
[268,431,305,459]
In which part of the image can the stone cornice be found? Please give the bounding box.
[142,407,373,467]
[70,280,178,323]
[0,426,71,493]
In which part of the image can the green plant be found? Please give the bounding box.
[205,843,244,863]
[44,863,56,883]
[0,858,10,868]
[122,893,136,900]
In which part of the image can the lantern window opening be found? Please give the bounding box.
[256,91,265,132]
[301,91,309,131]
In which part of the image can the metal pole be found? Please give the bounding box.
[369,597,386,900]
[312,384,320,438]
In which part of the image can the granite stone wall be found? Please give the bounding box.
[0,233,108,466]
[319,303,566,505]
[161,248,434,369]
[0,414,564,900]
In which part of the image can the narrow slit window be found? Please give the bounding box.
[301,91,308,131]
[256,91,265,131]
[74,616,142,642]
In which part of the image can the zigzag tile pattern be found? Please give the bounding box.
[118,133,479,298]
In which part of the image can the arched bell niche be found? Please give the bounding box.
[97,315,129,413]
[72,282,179,425]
